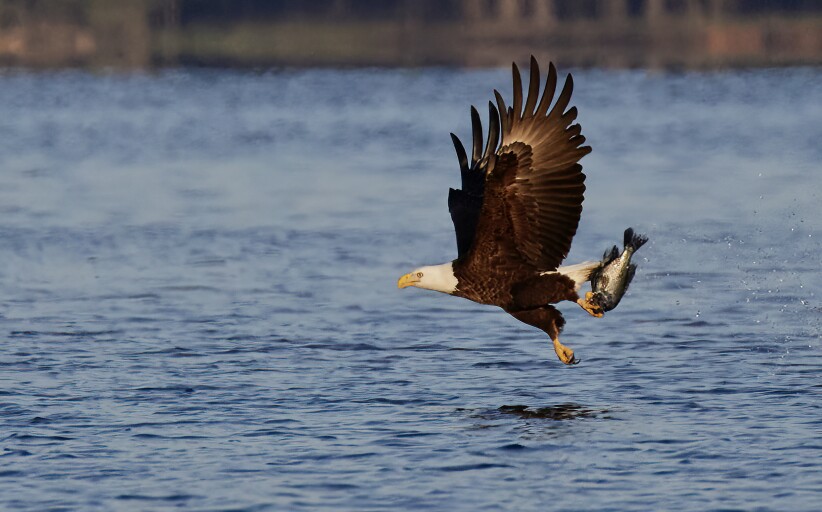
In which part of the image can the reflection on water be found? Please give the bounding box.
[498,403,603,421]
[462,403,604,422]
[458,403,602,422]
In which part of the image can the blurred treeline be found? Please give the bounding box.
[1,0,821,69]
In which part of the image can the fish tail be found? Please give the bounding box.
[623,228,648,252]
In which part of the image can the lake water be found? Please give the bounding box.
[0,66,820,511]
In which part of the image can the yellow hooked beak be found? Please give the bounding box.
[397,273,419,289]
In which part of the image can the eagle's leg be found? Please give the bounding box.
[509,306,580,365]
[577,292,604,318]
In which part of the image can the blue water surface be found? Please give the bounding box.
[0,66,820,511]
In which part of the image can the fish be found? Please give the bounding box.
[587,227,648,313]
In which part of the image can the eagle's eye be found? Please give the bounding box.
[416,272,423,278]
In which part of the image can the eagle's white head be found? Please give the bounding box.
[397,262,458,294]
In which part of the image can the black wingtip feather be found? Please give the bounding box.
[484,101,500,161]
[450,133,469,173]
[470,106,483,166]
[494,89,509,135]
[523,56,540,117]
[511,61,523,121]
[563,106,578,123]
[550,74,574,119]
[535,62,558,118]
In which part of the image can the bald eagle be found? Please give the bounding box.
[398,57,608,365]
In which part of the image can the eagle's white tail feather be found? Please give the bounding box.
[552,261,600,291]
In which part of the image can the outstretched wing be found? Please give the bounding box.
[458,56,591,271]
[448,105,499,258]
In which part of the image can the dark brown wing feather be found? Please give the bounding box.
[466,56,591,272]
[448,104,500,258]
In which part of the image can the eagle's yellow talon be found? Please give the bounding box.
[553,338,579,365]
[577,296,604,318]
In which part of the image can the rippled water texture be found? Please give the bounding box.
[0,67,820,510]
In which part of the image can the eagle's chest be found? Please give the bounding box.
[452,260,523,307]
[453,263,577,311]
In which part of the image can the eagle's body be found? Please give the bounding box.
[398,57,608,365]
